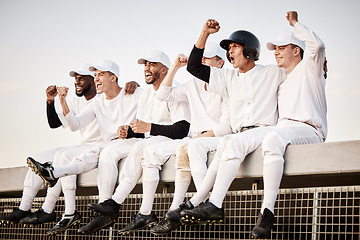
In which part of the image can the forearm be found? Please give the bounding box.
[150,120,190,139]
[195,30,210,49]
[59,98,70,116]
[46,101,62,128]
[187,45,210,82]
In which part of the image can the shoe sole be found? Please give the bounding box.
[78,219,115,235]
[47,219,82,236]
[118,221,157,236]
[180,215,224,225]
[26,158,53,188]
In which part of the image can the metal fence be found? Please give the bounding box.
[0,186,359,240]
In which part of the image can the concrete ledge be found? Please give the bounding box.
[1,140,360,195]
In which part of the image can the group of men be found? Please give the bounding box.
[0,11,327,239]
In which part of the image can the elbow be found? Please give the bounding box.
[178,121,190,139]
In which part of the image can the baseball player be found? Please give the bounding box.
[251,11,327,238]
[82,50,190,235]
[0,64,102,227]
[178,19,286,225]
[149,42,231,235]
[26,60,143,235]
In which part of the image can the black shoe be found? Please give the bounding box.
[88,199,120,218]
[47,210,82,236]
[180,201,224,225]
[27,157,58,187]
[165,201,194,222]
[150,217,181,236]
[20,208,56,225]
[78,215,115,235]
[118,212,158,235]
[251,208,274,239]
[0,208,31,224]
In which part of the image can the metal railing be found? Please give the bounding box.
[0,186,359,239]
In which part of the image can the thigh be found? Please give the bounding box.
[274,120,324,145]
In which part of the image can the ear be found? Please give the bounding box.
[110,74,117,82]
[293,46,301,57]
[161,66,168,75]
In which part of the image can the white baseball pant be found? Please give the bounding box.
[260,120,323,214]
[111,136,171,205]
[189,127,274,208]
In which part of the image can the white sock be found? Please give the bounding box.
[209,158,241,209]
[53,161,83,179]
[139,167,159,215]
[261,156,284,214]
[42,182,62,214]
[169,170,191,210]
[63,189,76,215]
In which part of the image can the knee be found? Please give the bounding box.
[99,147,120,166]
[175,144,190,171]
[262,132,287,159]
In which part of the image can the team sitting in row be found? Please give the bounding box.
[0,11,327,239]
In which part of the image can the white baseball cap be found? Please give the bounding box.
[203,41,226,61]
[138,50,171,69]
[267,31,305,51]
[69,63,94,77]
[89,59,120,77]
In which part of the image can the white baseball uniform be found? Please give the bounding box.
[52,88,142,179]
[110,85,190,206]
[138,78,231,213]
[19,96,102,214]
[261,22,327,214]
[189,64,286,208]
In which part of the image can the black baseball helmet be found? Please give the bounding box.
[220,30,261,61]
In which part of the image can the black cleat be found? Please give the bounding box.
[251,208,274,239]
[118,212,158,235]
[78,215,115,235]
[88,199,120,219]
[180,201,224,225]
[27,157,58,187]
[20,208,56,225]
[0,208,31,224]
[150,217,180,236]
[47,210,82,236]
[166,202,194,222]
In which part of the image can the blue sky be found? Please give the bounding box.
[0,0,359,168]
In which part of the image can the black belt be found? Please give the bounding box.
[240,125,260,132]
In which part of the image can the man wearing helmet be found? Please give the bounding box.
[178,19,286,224]
[251,11,327,239]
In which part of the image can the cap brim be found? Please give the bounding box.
[69,70,93,77]
[137,57,170,69]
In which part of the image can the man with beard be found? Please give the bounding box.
[80,50,190,235]
[26,60,142,235]
[0,64,102,228]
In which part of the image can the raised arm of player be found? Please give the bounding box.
[58,86,70,116]
[161,54,188,87]
[46,85,63,128]
[195,19,220,49]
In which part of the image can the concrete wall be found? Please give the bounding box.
[1,140,359,196]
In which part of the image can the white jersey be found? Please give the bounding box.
[157,78,231,137]
[57,97,102,144]
[278,22,327,139]
[209,65,286,133]
[136,85,190,136]
[64,88,142,142]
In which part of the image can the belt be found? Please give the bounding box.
[239,125,260,133]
